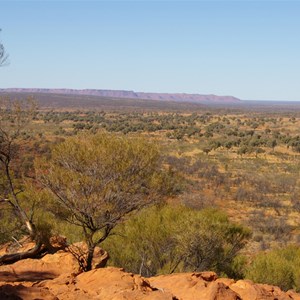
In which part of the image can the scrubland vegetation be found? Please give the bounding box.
[1,96,300,291]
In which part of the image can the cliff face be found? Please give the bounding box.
[0,88,241,103]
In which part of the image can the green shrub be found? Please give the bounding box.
[246,246,300,291]
[103,205,250,277]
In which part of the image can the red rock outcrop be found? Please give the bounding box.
[0,248,299,299]
[149,272,300,300]
[37,267,174,300]
[149,272,240,300]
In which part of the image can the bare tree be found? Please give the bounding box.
[0,97,45,264]
[0,29,9,67]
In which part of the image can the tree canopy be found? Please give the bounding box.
[37,132,167,270]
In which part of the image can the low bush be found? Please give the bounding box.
[246,246,300,291]
[103,205,250,278]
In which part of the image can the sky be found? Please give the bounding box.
[0,0,300,101]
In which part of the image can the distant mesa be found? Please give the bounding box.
[0,88,241,104]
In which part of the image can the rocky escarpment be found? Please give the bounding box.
[0,88,241,103]
[0,251,299,299]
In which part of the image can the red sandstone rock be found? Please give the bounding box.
[149,272,240,300]
[0,251,79,282]
[37,267,174,300]
[0,250,299,300]
[0,237,36,257]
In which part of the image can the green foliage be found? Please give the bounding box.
[246,246,300,291]
[0,206,23,244]
[103,205,250,278]
[36,132,172,270]
[37,132,165,230]
[24,185,83,244]
[104,205,181,277]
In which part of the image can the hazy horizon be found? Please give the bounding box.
[2,87,300,103]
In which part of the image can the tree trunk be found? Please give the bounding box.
[0,239,44,265]
[85,244,95,271]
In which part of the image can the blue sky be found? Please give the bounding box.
[0,1,299,101]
